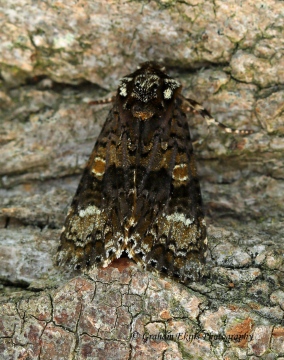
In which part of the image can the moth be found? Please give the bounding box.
[57,62,252,283]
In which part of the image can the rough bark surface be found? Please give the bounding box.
[0,0,283,359]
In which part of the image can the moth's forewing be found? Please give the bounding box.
[57,62,207,283]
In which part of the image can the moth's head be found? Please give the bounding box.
[118,62,181,120]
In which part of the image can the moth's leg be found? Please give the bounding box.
[88,96,116,106]
[181,97,253,135]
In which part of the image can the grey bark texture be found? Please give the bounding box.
[0,0,283,359]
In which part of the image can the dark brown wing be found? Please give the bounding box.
[121,95,207,283]
[57,62,207,283]
[56,104,126,269]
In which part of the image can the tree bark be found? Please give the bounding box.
[0,0,283,359]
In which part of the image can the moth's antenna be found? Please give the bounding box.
[88,96,115,106]
[183,97,254,135]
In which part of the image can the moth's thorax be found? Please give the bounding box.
[118,62,181,120]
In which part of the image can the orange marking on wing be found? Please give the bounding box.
[92,157,106,177]
[173,164,188,181]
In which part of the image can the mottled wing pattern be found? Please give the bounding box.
[57,62,207,283]
[56,107,121,268]
[124,99,207,282]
